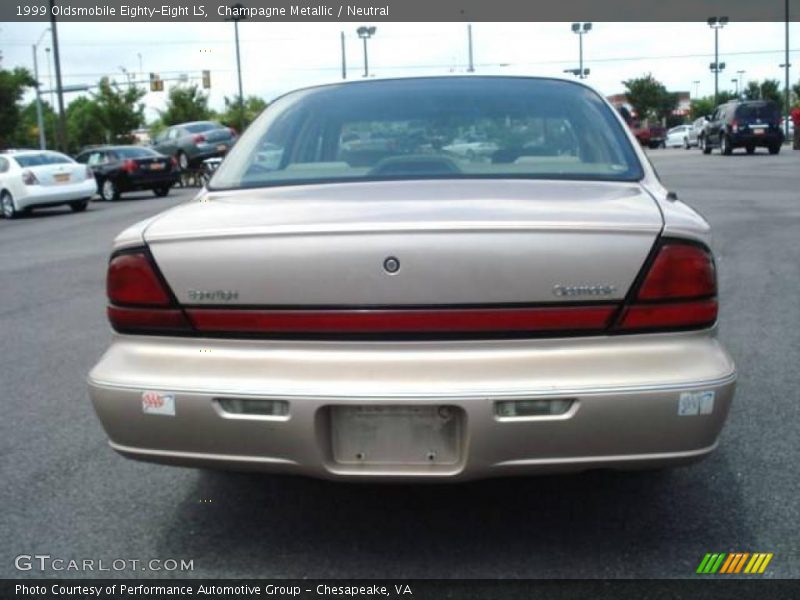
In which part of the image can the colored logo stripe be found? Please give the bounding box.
[697,552,773,574]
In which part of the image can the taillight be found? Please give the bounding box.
[193,134,206,144]
[106,251,191,333]
[22,170,39,185]
[615,240,717,332]
[85,166,93,180]
[121,159,137,173]
[731,119,739,133]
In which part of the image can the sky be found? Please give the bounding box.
[1,21,797,122]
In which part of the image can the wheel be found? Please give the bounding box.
[701,136,712,154]
[659,140,666,149]
[153,186,171,197]
[720,135,732,155]
[100,178,120,201]
[683,137,690,149]
[768,144,781,155]
[69,199,88,212]
[1,191,19,219]
[746,145,755,155]
[177,152,189,171]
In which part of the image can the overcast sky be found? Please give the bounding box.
[1,21,797,121]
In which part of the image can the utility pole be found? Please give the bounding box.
[227,4,247,132]
[341,31,346,79]
[32,46,45,150]
[356,26,376,77]
[707,17,728,106]
[467,24,475,73]
[784,0,791,139]
[49,0,67,153]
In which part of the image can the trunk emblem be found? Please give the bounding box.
[383,256,400,274]
[553,284,616,297]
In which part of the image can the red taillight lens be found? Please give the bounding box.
[228,127,237,137]
[170,156,178,168]
[107,253,171,306]
[616,241,717,332]
[22,170,39,185]
[106,252,191,333]
[731,119,739,133]
[193,134,206,144]
[637,243,716,300]
[121,159,137,173]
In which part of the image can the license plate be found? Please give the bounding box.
[54,173,70,183]
[150,162,165,170]
[753,128,765,135]
[331,405,462,466]
[217,144,226,152]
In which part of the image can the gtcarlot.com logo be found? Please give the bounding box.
[14,554,194,572]
[696,552,773,575]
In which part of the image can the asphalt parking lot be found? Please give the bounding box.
[1,147,798,579]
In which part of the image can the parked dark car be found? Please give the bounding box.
[151,121,238,170]
[75,145,179,201]
[700,100,784,155]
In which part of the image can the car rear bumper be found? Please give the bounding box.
[117,172,179,192]
[88,330,736,481]
[731,132,783,146]
[16,179,97,209]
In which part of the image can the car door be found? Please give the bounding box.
[155,128,179,157]
[707,109,723,146]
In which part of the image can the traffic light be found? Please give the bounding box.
[202,70,211,89]
[149,73,164,92]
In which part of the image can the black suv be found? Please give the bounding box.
[700,100,784,155]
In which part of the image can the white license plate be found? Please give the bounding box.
[753,128,765,135]
[150,163,165,170]
[331,405,462,465]
[54,173,70,183]
[217,144,226,152]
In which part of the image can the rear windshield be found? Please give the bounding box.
[112,147,159,159]
[210,77,643,190]
[735,103,780,121]
[184,122,220,133]
[13,152,73,167]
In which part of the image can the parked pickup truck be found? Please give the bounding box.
[616,106,666,149]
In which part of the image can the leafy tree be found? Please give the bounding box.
[0,67,36,148]
[792,79,800,107]
[92,77,146,143]
[159,84,213,125]
[743,81,761,101]
[758,79,782,105]
[221,95,268,131]
[14,99,58,149]
[622,73,675,124]
[66,96,106,154]
[690,97,715,120]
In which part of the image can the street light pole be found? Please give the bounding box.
[707,16,728,106]
[356,26,376,77]
[341,31,347,79]
[569,22,592,79]
[467,24,475,73]
[227,3,247,132]
[32,46,45,150]
[49,0,68,152]
[736,70,745,98]
[784,0,791,139]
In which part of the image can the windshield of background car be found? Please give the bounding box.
[184,122,220,133]
[12,152,73,167]
[113,147,159,159]
[210,77,643,190]
[735,103,780,122]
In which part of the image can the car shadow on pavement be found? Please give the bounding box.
[155,454,750,578]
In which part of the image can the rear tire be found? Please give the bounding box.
[720,135,733,156]
[100,179,120,202]
[683,137,690,149]
[701,136,712,154]
[177,151,189,171]
[746,145,755,155]
[153,186,171,198]
[69,199,88,213]
[768,144,781,155]
[1,191,19,219]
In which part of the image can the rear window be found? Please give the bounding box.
[12,152,73,167]
[112,147,159,159]
[184,122,220,133]
[735,103,780,121]
[210,77,643,190]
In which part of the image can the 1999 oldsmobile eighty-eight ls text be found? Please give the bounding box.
[88,76,736,481]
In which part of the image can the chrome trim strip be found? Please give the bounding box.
[89,371,737,400]
[109,441,298,466]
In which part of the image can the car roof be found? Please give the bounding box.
[3,149,66,157]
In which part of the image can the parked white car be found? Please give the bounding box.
[689,117,709,148]
[664,125,694,149]
[0,150,97,219]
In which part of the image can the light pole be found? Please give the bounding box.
[467,24,475,73]
[227,3,247,132]
[340,31,347,79]
[707,16,728,106]
[732,78,739,95]
[692,80,700,98]
[32,27,50,150]
[736,70,745,98]
[49,0,68,153]
[782,0,791,139]
[356,26,376,77]
[569,22,592,79]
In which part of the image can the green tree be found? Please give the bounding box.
[758,79,782,105]
[159,84,213,125]
[622,73,675,124]
[0,67,36,148]
[65,96,106,154]
[690,97,715,120]
[14,99,58,149]
[221,95,268,131]
[92,77,146,143]
[743,80,761,101]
